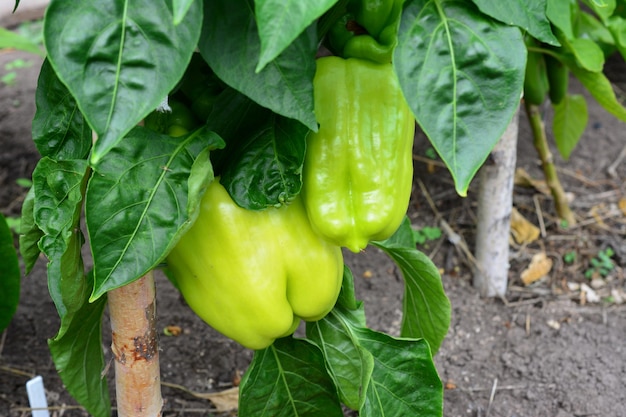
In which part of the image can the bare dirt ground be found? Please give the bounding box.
[1,44,626,417]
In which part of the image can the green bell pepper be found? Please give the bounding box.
[327,0,404,63]
[166,179,343,350]
[302,56,415,253]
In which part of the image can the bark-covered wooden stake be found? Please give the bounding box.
[108,272,163,416]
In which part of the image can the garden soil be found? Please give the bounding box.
[1,49,626,417]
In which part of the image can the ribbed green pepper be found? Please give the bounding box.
[302,56,415,253]
[166,179,343,350]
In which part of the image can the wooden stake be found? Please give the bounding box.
[108,272,163,417]
[473,106,519,297]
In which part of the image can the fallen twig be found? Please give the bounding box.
[607,143,626,179]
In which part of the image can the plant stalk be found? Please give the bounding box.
[524,102,576,226]
[108,272,163,417]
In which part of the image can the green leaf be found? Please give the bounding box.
[19,187,44,275]
[0,214,20,333]
[239,337,344,417]
[32,158,89,320]
[395,0,526,196]
[0,27,45,56]
[86,126,223,300]
[472,0,559,46]
[569,63,626,122]
[306,306,374,410]
[32,59,92,160]
[357,328,443,417]
[254,0,337,71]
[568,38,605,72]
[336,266,360,312]
[221,114,308,210]
[547,0,573,39]
[48,273,110,417]
[44,0,203,164]
[577,12,615,50]
[586,0,616,23]
[200,0,318,132]
[172,0,196,25]
[608,16,626,59]
[373,219,451,354]
[553,94,588,160]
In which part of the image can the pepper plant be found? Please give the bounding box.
[16,0,546,415]
[523,0,626,226]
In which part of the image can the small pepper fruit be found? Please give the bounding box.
[327,0,404,64]
[523,38,549,106]
[166,179,344,350]
[545,53,568,105]
[144,99,199,137]
[302,56,415,253]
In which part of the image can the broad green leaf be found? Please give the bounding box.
[32,158,89,320]
[608,16,626,58]
[172,0,196,25]
[553,94,588,160]
[336,266,360,312]
[373,218,451,354]
[577,12,616,55]
[19,187,44,275]
[86,126,223,300]
[357,329,442,417]
[586,0,615,23]
[239,337,344,417]
[254,0,337,71]
[306,307,374,410]
[200,0,318,132]
[221,114,308,210]
[546,0,574,39]
[32,59,91,160]
[395,0,526,196]
[205,88,273,172]
[0,214,20,333]
[569,63,626,122]
[472,0,559,45]
[569,38,605,72]
[49,274,110,417]
[44,0,203,165]
[0,27,45,56]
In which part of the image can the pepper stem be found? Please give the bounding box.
[525,101,577,226]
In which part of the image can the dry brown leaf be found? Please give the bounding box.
[200,387,239,412]
[520,252,553,285]
[514,168,550,195]
[619,198,626,216]
[161,382,239,412]
[510,207,540,245]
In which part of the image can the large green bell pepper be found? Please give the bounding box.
[166,179,343,350]
[302,56,415,253]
